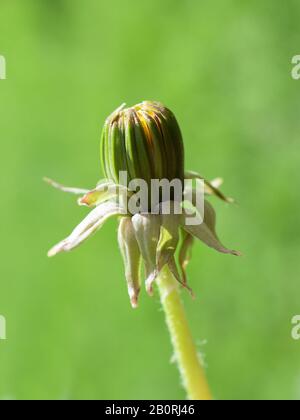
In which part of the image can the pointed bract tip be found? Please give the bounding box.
[43,177,53,185]
[232,250,242,257]
[185,285,196,299]
[47,248,57,258]
[128,288,140,309]
[218,246,242,257]
[145,271,157,297]
[47,241,67,257]
[130,297,139,309]
[146,284,154,297]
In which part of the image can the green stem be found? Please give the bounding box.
[157,266,212,400]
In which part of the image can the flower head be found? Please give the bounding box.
[46,101,240,308]
[101,101,184,187]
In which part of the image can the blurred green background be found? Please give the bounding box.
[0,0,300,400]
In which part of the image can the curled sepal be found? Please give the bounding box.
[182,200,241,256]
[185,171,234,203]
[44,177,89,195]
[79,182,129,208]
[156,202,181,272]
[48,202,124,257]
[118,217,142,309]
[168,256,194,297]
[179,230,194,285]
[131,214,161,296]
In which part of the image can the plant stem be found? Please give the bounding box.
[157,266,212,400]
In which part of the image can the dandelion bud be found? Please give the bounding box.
[47,99,240,311]
[100,101,185,188]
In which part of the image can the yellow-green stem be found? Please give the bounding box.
[157,266,212,400]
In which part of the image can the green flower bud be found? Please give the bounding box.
[47,99,240,310]
[100,101,185,187]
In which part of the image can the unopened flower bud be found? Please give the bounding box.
[100,101,185,188]
[47,100,240,310]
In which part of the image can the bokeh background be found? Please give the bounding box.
[0,0,300,400]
